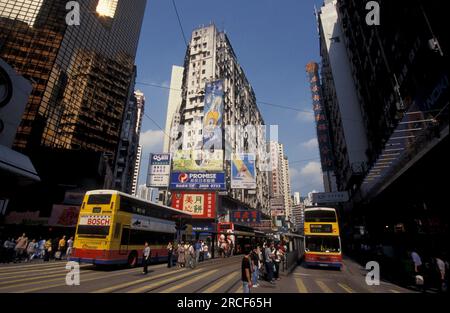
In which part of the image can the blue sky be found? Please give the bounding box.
[135,0,325,197]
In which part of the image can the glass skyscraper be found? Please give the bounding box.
[0,0,146,155]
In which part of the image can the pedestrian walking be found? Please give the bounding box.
[273,244,282,280]
[264,241,275,284]
[56,236,66,260]
[241,251,253,293]
[187,242,195,268]
[250,246,260,287]
[44,239,52,262]
[37,238,46,259]
[26,239,37,262]
[142,242,151,274]
[14,233,28,262]
[194,240,201,266]
[177,242,186,268]
[203,242,210,260]
[66,237,74,259]
[167,242,173,268]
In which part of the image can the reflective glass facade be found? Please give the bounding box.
[0,0,146,157]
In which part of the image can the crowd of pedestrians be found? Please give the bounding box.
[241,240,286,293]
[0,233,74,263]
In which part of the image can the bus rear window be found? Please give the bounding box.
[87,194,112,205]
[77,225,110,237]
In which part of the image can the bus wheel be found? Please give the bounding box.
[128,251,138,267]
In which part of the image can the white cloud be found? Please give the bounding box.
[301,138,318,150]
[296,111,314,122]
[289,161,324,195]
[139,129,165,153]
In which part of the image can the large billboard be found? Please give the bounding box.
[171,192,216,219]
[203,80,224,149]
[147,153,171,187]
[231,153,256,189]
[48,205,81,227]
[172,150,223,172]
[170,172,226,190]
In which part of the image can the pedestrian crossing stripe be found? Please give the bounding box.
[0,264,90,278]
[235,285,243,293]
[295,277,308,293]
[16,267,148,293]
[159,269,219,293]
[93,269,195,293]
[124,268,203,293]
[316,280,333,293]
[337,283,354,293]
[202,272,239,293]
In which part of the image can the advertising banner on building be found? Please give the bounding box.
[147,153,171,188]
[172,150,223,172]
[48,205,81,227]
[203,80,224,149]
[231,210,261,224]
[171,192,216,219]
[170,172,226,190]
[231,153,256,189]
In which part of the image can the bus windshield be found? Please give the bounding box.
[305,236,340,253]
[305,210,336,222]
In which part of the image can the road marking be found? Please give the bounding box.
[235,285,243,293]
[202,272,239,293]
[1,270,103,292]
[0,269,96,286]
[0,264,91,278]
[338,283,354,293]
[316,280,333,293]
[93,268,189,293]
[126,268,203,293]
[0,262,68,271]
[293,273,311,277]
[295,277,308,293]
[159,269,219,293]
[390,289,400,293]
[16,267,150,293]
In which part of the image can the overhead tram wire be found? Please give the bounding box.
[135,81,315,114]
[171,0,188,46]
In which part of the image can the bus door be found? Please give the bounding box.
[120,226,130,255]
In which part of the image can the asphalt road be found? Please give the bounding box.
[0,256,416,293]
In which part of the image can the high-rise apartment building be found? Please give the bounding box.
[268,141,292,228]
[113,85,145,194]
[166,24,270,220]
[131,144,142,196]
[163,65,184,153]
[317,0,369,192]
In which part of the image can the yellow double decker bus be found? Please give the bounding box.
[303,207,342,269]
[70,190,191,266]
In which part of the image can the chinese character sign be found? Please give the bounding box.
[306,62,335,172]
[171,192,216,219]
[231,210,261,224]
